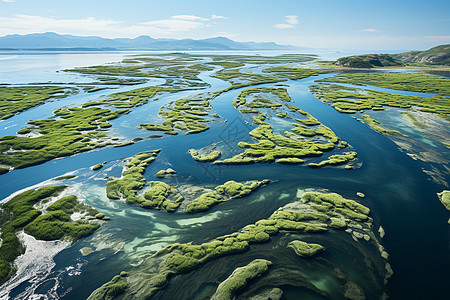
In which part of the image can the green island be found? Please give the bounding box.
[106,150,269,213]
[262,66,330,80]
[53,174,77,181]
[307,151,358,168]
[211,68,286,98]
[188,148,221,162]
[288,240,325,257]
[155,168,176,178]
[91,163,104,171]
[0,86,77,120]
[138,96,215,135]
[82,86,186,108]
[106,149,160,201]
[317,72,450,96]
[184,180,270,213]
[360,115,405,136]
[0,106,130,171]
[88,191,388,299]
[0,185,105,285]
[211,259,273,300]
[437,190,450,211]
[309,83,450,118]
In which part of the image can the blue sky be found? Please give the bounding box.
[1,0,449,50]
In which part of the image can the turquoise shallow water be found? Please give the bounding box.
[0,51,449,299]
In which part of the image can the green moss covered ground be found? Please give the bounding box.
[288,240,325,257]
[0,107,129,170]
[317,72,450,96]
[310,83,450,116]
[0,86,76,120]
[184,180,270,213]
[211,259,272,300]
[262,66,330,80]
[82,86,185,108]
[138,96,214,135]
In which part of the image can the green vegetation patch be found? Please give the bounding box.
[91,163,104,171]
[307,151,357,168]
[437,190,450,211]
[54,174,77,181]
[0,86,76,120]
[155,168,176,178]
[211,259,272,300]
[0,186,101,285]
[0,106,130,170]
[188,149,221,162]
[310,83,450,117]
[185,180,270,213]
[317,72,450,96]
[138,181,184,212]
[288,240,325,257]
[361,115,405,136]
[106,150,160,201]
[262,66,329,80]
[138,97,215,135]
[211,69,285,98]
[83,86,185,108]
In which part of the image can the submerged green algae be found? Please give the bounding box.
[88,190,387,299]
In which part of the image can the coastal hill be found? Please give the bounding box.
[0,32,298,51]
[335,44,450,68]
[392,44,450,65]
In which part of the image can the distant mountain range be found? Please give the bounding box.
[335,44,450,68]
[0,32,299,51]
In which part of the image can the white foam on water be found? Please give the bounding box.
[0,231,70,299]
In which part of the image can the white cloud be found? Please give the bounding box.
[360,28,378,32]
[2,0,16,2]
[170,15,208,21]
[0,14,226,38]
[286,15,298,25]
[141,19,205,32]
[274,23,295,29]
[275,15,298,29]
[211,14,227,20]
